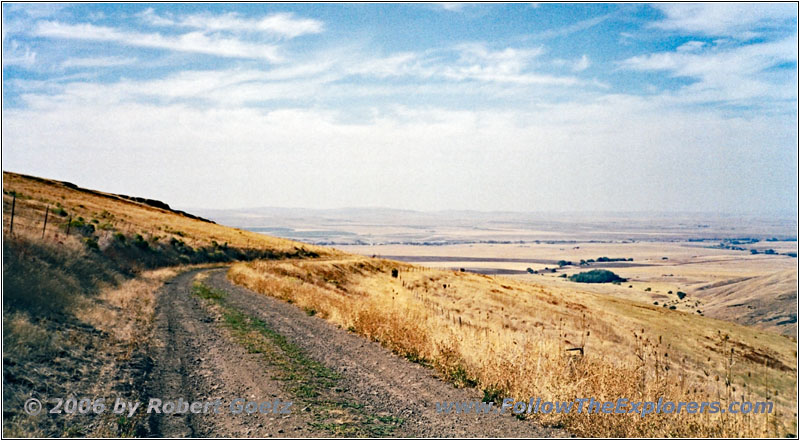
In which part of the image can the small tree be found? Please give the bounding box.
[569,270,626,284]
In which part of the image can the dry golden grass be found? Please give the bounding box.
[3,263,185,437]
[344,241,798,336]
[75,267,177,356]
[3,171,335,257]
[230,256,797,437]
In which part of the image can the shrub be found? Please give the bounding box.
[133,234,149,250]
[676,291,687,300]
[83,237,99,250]
[569,270,626,284]
[80,223,95,236]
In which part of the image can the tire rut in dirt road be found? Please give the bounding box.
[203,268,568,437]
[144,269,325,437]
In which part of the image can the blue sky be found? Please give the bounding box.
[2,3,797,213]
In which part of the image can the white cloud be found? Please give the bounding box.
[345,44,587,87]
[3,3,69,19]
[676,41,706,53]
[88,11,106,21]
[572,54,590,72]
[531,14,611,40]
[61,56,137,69]
[438,3,466,12]
[2,40,36,67]
[3,89,795,213]
[620,37,797,104]
[33,21,282,61]
[652,3,797,38]
[138,9,323,38]
[7,40,603,114]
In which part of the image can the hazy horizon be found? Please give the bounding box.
[3,3,797,213]
[187,203,799,218]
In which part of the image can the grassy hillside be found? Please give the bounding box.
[230,256,797,437]
[2,171,334,436]
[3,171,333,258]
[696,269,797,335]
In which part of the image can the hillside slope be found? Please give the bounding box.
[3,171,333,259]
[696,269,797,335]
[2,171,332,436]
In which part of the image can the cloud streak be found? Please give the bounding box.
[33,20,283,61]
[138,9,324,38]
[61,56,137,69]
[651,3,797,38]
[620,36,797,105]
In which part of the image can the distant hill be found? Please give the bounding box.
[697,269,797,335]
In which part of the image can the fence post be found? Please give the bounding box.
[9,194,15,234]
[42,205,49,239]
[66,215,72,235]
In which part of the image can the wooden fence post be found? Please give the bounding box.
[42,205,49,239]
[66,215,72,235]
[9,194,15,234]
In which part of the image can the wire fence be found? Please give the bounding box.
[3,193,65,239]
[2,192,139,245]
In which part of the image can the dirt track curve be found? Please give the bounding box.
[142,267,568,437]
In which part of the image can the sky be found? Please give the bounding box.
[2,3,798,214]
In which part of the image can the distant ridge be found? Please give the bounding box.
[10,171,216,224]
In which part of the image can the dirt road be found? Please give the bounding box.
[142,267,566,437]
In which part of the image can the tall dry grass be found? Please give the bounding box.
[229,257,795,437]
[75,268,178,358]
[3,171,334,257]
